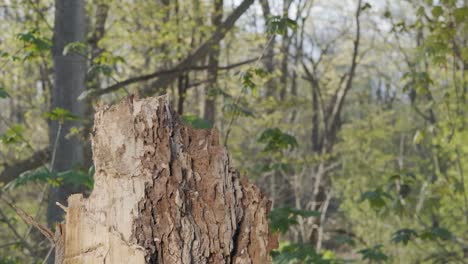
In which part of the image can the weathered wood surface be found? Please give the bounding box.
[56,95,276,263]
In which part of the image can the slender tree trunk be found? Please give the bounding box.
[55,95,277,263]
[279,0,292,100]
[259,0,277,98]
[204,0,223,124]
[47,0,87,225]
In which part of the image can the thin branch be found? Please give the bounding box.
[0,207,38,257]
[86,0,255,99]
[325,0,363,142]
[0,148,50,184]
[0,195,54,243]
[88,56,261,98]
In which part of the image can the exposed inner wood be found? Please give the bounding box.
[57,95,277,264]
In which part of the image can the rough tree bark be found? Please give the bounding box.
[55,95,277,263]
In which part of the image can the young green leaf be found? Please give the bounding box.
[266,16,298,36]
[0,124,24,145]
[16,29,51,59]
[63,42,88,56]
[44,108,79,123]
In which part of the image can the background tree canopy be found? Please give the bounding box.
[0,0,467,263]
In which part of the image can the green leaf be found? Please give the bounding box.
[383,10,392,18]
[269,207,320,234]
[16,29,51,59]
[420,227,452,241]
[223,103,254,118]
[391,229,418,245]
[44,107,79,123]
[0,86,10,98]
[63,42,88,56]
[360,189,391,210]
[242,71,255,89]
[258,128,298,152]
[93,51,125,65]
[431,6,443,18]
[399,184,411,198]
[6,167,94,189]
[358,245,389,262]
[454,7,468,23]
[413,129,425,145]
[0,50,9,58]
[206,87,232,99]
[0,256,21,264]
[57,169,94,189]
[361,2,372,11]
[0,124,24,145]
[266,16,298,36]
[333,235,356,246]
[181,115,213,129]
[88,64,113,77]
[5,167,52,189]
[271,243,331,264]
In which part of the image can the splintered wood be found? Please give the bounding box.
[56,95,276,264]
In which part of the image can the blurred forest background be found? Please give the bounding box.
[0,0,467,263]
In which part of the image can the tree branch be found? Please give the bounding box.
[0,149,49,184]
[89,56,260,99]
[325,0,362,144]
[86,0,254,99]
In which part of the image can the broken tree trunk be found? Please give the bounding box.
[55,95,277,263]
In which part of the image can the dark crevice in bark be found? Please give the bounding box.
[229,211,244,264]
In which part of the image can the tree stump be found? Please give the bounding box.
[55,95,277,263]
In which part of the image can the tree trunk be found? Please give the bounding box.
[55,95,277,263]
[259,0,277,98]
[204,0,223,124]
[47,0,87,225]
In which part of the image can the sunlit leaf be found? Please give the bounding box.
[16,29,51,59]
[266,16,298,36]
[63,42,88,56]
[44,107,79,123]
[413,129,425,145]
[0,124,24,145]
